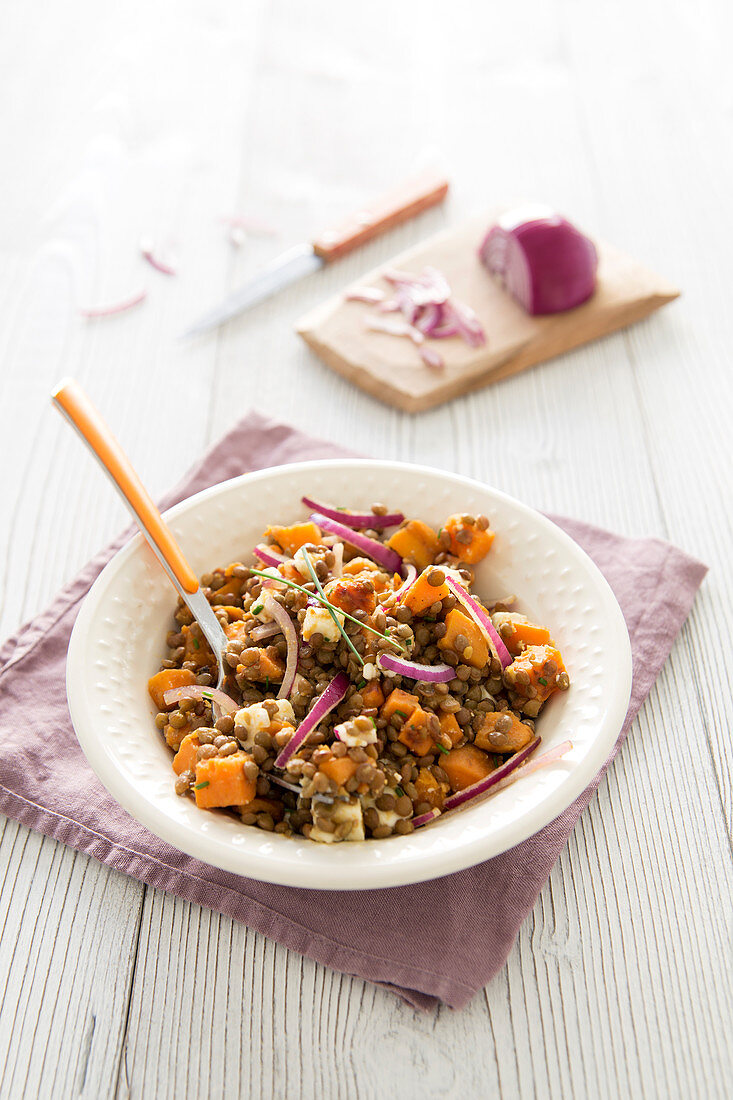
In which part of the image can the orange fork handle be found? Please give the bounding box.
[52,380,199,594]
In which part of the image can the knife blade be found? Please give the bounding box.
[181,169,449,338]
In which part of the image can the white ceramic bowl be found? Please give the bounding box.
[67,460,631,890]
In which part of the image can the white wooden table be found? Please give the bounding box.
[1,1,731,1096]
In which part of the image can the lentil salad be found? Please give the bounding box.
[148,501,570,843]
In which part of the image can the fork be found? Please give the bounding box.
[52,379,229,695]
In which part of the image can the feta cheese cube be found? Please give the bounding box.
[302,605,344,644]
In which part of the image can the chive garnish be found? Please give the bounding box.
[395,786,404,797]
[265,676,270,692]
[192,637,200,650]
[395,709,407,718]
[252,604,264,614]
[436,743,449,755]
[301,548,364,667]
[194,780,210,790]
[246,566,405,653]
[357,679,367,690]
[538,677,547,686]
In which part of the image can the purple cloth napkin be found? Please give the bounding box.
[0,412,707,1011]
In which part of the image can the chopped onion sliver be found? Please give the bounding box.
[345,287,386,304]
[332,540,344,578]
[443,737,541,810]
[412,808,441,828]
[253,544,287,567]
[377,653,454,682]
[262,594,298,699]
[366,316,424,345]
[309,513,402,574]
[274,672,350,768]
[301,497,404,530]
[140,239,176,276]
[445,577,513,668]
[419,346,444,371]
[80,290,147,317]
[163,685,237,716]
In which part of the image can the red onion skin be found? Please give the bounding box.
[444,737,540,810]
[301,497,404,530]
[480,212,598,315]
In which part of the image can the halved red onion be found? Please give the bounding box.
[140,238,176,276]
[443,737,541,810]
[377,653,454,682]
[445,577,513,668]
[301,497,404,530]
[345,287,386,304]
[274,672,350,768]
[392,562,417,602]
[479,207,598,315]
[249,621,281,642]
[80,290,147,317]
[262,595,298,699]
[253,544,287,567]
[412,807,441,828]
[163,685,238,715]
[309,512,402,574]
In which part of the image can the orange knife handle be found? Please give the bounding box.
[52,380,199,594]
[311,169,449,263]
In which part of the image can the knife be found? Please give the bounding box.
[181,169,449,338]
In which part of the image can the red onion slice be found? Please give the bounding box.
[488,740,573,797]
[253,544,287,567]
[249,621,281,642]
[479,208,598,315]
[392,563,417,602]
[262,595,298,699]
[163,685,238,716]
[309,513,402,574]
[443,737,541,810]
[301,497,404,530]
[140,238,176,276]
[445,577,513,668]
[80,290,147,317]
[412,808,441,828]
[274,672,350,768]
[377,653,454,682]
[268,774,303,795]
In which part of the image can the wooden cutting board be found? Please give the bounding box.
[296,213,679,413]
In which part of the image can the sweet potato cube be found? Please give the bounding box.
[361,681,385,710]
[148,668,197,710]
[164,720,193,752]
[494,613,551,657]
[325,575,377,616]
[264,522,323,556]
[401,567,449,616]
[438,609,489,669]
[438,711,462,746]
[386,520,440,571]
[474,711,533,754]
[194,753,256,809]
[380,688,420,722]
[443,514,495,564]
[172,733,200,775]
[414,767,446,809]
[182,623,215,668]
[398,706,434,756]
[441,745,495,792]
[320,755,359,787]
[504,644,565,704]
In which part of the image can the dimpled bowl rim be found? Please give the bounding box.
[66,459,632,891]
